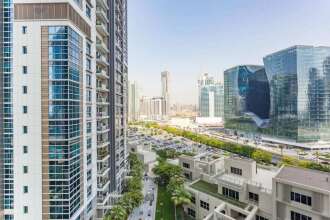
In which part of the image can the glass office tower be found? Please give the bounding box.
[264,46,330,142]
[224,65,270,131]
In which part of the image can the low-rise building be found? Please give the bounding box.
[180,153,330,220]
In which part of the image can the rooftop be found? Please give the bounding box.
[190,180,247,208]
[275,166,330,192]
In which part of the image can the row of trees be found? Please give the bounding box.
[144,122,330,172]
[105,154,144,220]
[153,159,191,220]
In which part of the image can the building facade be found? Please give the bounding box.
[139,96,166,121]
[198,73,224,119]
[264,46,330,143]
[128,81,140,121]
[0,0,128,219]
[180,153,330,220]
[161,71,170,116]
[224,65,270,131]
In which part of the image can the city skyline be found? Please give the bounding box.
[128,0,330,105]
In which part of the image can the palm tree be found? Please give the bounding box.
[171,188,191,220]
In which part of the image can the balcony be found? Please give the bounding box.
[96,68,109,79]
[96,0,109,10]
[97,148,110,161]
[97,112,109,121]
[97,177,110,191]
[96,54,109,67]
[96,39,109,54]
[97,83,109,93]
[96,20,109,36]
[97,191,111,206]
[98,165,110,176]
[96,7,109,23]
[98,140,110,148]
[97,98,109,105]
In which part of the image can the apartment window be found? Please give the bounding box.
[291,192,312,206]
[87,106,92,118]
[87,169,92,181]
[86,58,91,71]
[86,4,91,18]
[222,187,239,200]
[23,126,28,134]
[290,211,311,220]
[22,26,27,34]
[87,185,92,198]
[200,200,209,210]
[87,154,92,165]
[182,162,190,169]
[230,167,242,176]
[87,90,92,102]
[23,106,28,114]
[22,46,27,54]
[23,166,28,174]
[87,122,92,133]
[86,42,91,55]
[256,216,268,220]
[23,146,28,154]
[191,196,196,204]
[87,138,92,149]
[86,74,92,87]
[23,86,27,94]
[187,208,196,218]
[249,192,259,203]
[87,201,93,213]
[23,206,28,214]
[23,186,28,193]
[23,66,27,74]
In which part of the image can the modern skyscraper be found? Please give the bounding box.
[264,45,330,142]
[224,65,270,131]
[161,71,170,116]
[128,81,140,121]
[139,96,166,121]
[0,0,128,219]
[197,74,224,119]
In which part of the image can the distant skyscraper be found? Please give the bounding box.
[224,65,270,130]
[128,81,140,121]
[161,71,170,116]
[139,96,166,120]
[197,74,223,118]
[264,45,330,142]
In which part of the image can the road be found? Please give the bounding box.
[128,175,157,220]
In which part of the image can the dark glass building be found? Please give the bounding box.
[224,65,270,131]
[264,46,330,142]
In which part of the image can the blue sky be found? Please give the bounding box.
[128,0,330,104]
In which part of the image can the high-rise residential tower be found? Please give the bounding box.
[161,71,170,116]
[0,0,128,219]
[128,81,140,121]
[264,46,330,142]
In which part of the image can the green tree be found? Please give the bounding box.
[106,205,127,220]
[153,161,182,185]
[171,188,191,220]
[252,149,272,164]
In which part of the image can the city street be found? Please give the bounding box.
[129,175,157,220]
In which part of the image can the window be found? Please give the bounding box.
[256,216,268,220]
[23,146,28,154]
[23,106,28,114]
[23,206,28,214]
[290,211,312,220]
[87,122,92,133]
[87,154,92,165]
[23,126,28,134]
[182,162,190,169]
[87,185,92,198]
[86,58,91,70]
[23,166,28,174]
[87,74,92,87]
[230,167,242,175]
[87,138,92,149]
[87,106,92,118]
[291,192,312,206]
[200,200,209,210]
[23,66,27,74]
[187,208,196,218]
[22,26,27,34]
[222,187,239,200]
[86,4,91,18]
[249,192,259,203]
[86,42,91,55]
[22,46,27,54]
[23,86,27,94]
[191,196,195,204]
[87,169,92,181]
[23,186,28,193]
